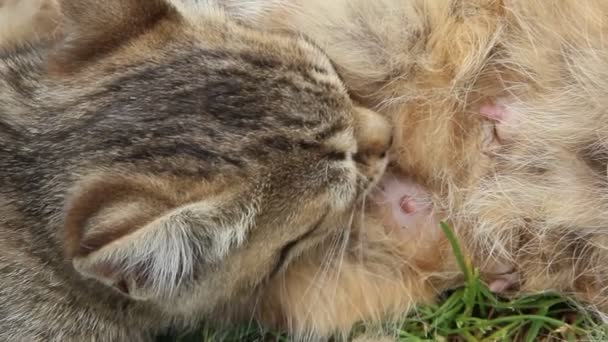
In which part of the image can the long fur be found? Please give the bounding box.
[236,0,608,336]
[10,0,608,338]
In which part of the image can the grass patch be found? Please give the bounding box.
[158,222,607,341]
[387,222,606,341]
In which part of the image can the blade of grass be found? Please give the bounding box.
[480,321,523,342]
[439,222,473,282]
[464,315,572,329]
[524,305,549,342]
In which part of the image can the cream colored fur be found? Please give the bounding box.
[0,0,59,49]
[242,0,608,336]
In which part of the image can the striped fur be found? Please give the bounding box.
[0,0,390,340]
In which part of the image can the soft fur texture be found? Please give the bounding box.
[0,0,391,340]
[222,0,608,337]
[0,0,59,49]
[9,0,608,339]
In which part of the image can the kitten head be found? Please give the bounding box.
[238,0,505,193]
[36,0,391,316]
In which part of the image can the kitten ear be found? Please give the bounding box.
[49,0,181,73]
[64,175,249,300]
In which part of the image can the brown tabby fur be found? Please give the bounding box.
[0,0,391,340]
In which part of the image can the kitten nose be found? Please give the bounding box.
[352,107,391,181]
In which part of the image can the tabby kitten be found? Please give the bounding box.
[0,0,390,340]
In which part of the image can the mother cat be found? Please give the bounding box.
[221,0,608,336]
[0,0,391,340]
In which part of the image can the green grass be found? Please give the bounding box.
[158,222,608,341]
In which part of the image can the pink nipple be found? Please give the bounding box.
[399,196,416,214]
[480,103,508,122]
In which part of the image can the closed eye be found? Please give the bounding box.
[325,151,346,160]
